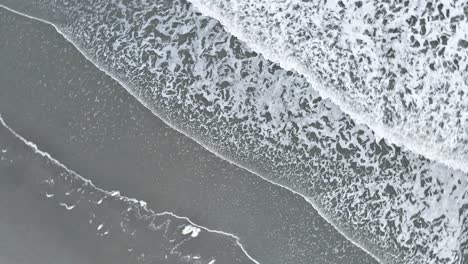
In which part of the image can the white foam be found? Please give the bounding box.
[3,1,468,262]
[188,0,468,174]
[182,225,201,238]
[59,202,76,210]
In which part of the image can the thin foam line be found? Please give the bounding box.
[0,114,260,264]
[0,5,382,263]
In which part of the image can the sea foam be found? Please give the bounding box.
[1,0,468,263]
[188,0,468,173]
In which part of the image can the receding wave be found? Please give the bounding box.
[188,0,468,173]
[1,0,468,263]
[0,115,258,264]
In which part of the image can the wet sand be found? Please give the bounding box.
[0,7,377,264]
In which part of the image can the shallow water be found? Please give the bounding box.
[0,116,255,264]
[1,0,467,263]
[0,7,376,264]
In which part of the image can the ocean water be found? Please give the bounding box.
[0,7,377,264]
[0,0,467,263]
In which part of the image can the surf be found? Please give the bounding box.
[1,0,468,262]
[188,0,468,174]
